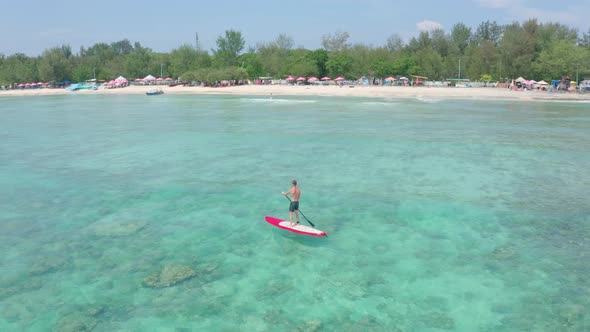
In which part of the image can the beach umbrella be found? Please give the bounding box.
[308,77,318,81]
[37,81,44,85]
[109,80,115,84]
[515,77,525,82]
[144,75,156,81]
[296,77,306,81]
[537,80,548,85]
[286,76,296,81]
[18,83,25,87]
[335,76,345,81]
[156,77,163,81]
[321,76,331,81]
[165,77,173,81]
[31,83,37,86]
[135,78,143,81]
[385,77,396,81]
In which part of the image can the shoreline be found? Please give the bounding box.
[1,85,589,102]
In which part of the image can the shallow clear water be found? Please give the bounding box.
[1,94,589,331]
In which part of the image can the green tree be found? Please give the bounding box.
[414,48,443,79]
[407,31,432,53]
[499,22,536,78]
[1,54,19,84]
[85,43,116,64]
[110,39,134,55]
[307,49,329,78]
[124,47,152,79]
[285,49,318,77]
[326,53,352,78]
[241,52,264,78]
[430,29,452,57]
[321,31,350,52]
[533,40,586,81]
[580,28,590,48]
[463,41,499,80]
[480,74,493,82]
[0,54,37,84]
[370,59,393,79]
[169,44,203,78]
[347,44,375,78]
[273,33,294,50]
[213,30,246,67]
[473,20,503,46]
[451,23,472,55]
[536,22,578,50]
[386,34,404,52]
[38,46,72,82]
[256,34,294,77]
[392,56,417,76]
[70,57,95,82]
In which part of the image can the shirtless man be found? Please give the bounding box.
[282,179,301,227]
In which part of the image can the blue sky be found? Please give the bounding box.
[1,0,589,56]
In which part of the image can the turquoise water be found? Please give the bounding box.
[1,94,589,331]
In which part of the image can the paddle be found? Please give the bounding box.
[284,195,315,227]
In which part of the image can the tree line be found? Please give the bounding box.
[1,19,589,86]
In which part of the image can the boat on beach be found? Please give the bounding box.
[146,88,164,96]
[66,83,98,91]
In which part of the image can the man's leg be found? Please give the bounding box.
[289,211,294,226]
[295,210,300,224]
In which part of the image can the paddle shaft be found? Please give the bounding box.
[284,195,315,227]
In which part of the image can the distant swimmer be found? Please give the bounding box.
[270,92,273,100]
[282,179,301,227]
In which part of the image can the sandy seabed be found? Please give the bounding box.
[1,84,589,102]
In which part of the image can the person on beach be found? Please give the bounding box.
[282,180,301,227]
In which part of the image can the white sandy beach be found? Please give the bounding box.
[1,84,589,102]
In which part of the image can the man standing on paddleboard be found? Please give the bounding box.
[282,180,301,227]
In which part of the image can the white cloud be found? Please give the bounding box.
[416,20,444,31]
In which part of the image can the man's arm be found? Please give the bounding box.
[282,188,293,196]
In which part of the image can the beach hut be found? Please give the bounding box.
[536,80,549,90]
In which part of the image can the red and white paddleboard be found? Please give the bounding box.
[265,216,327,237]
